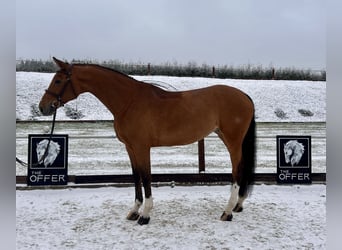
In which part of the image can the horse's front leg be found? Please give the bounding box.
[126,169,143,221]
[138,171,153,225]
[125,145,153,225]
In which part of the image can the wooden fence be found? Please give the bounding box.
[16,142,326,186]
[16,173,326,188]
[16,121,326,186]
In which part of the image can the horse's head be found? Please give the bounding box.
[39,57,78,116]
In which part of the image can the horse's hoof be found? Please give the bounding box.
[233,204,243,213]
[127,212,140,221]
[138,216,150,225]
[220,212,233,221]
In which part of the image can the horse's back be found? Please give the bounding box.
[207,85,252,107]
[149,84,251,107]
[152,84,253,145]
[182,85,253,120]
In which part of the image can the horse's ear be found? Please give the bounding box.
[52,57,69,70]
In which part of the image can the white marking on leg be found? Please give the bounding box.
[237,195,247,207]
[127,199,142,220]
[225,183,240,214]
[132,199,142,213]
[141,197,153,218]
[127,199,142,217]
[233,194,247,212]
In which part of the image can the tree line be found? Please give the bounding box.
[16,59,326,81]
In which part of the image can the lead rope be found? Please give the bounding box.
[16,109,58,167]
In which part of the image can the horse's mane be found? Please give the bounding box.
[73,63,179,93]
[73,63,138,81]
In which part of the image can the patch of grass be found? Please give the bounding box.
[274,108,288,119]
[30,104,41,118]
[64,105,84,120]
[298,109,314,117]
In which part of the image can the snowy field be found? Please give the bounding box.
[16,184,326,249]
[16,72,326,122]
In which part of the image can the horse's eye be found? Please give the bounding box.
[55,80,61,85]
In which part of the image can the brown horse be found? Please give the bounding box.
[39,57,255,225]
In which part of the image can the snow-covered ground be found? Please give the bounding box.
[16,184,326,249]
[16,72,326,122]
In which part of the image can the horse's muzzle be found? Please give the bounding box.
[39,104,56,116]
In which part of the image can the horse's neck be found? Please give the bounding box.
[74,65,140,116]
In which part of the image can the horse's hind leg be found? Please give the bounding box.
[221,181,241,221]
[233,184,248,213]
[216,129,244,221]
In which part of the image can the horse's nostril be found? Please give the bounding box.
[39,105,51,115]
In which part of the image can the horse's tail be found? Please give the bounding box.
[239,113,256,197]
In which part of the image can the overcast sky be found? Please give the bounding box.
[16,0,325,69]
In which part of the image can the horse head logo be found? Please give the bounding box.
[36,139,61,167]
[283,140,304,166]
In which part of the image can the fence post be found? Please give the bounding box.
[147,63,151,75]
[272,68,275,80]
[198,139,205,173]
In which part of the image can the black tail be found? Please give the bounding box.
[238,114,256,197]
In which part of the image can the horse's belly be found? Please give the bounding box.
[153,123,215,147]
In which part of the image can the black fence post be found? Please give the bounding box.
[147,63,151,75]
[272,68,275,80]
[198,139,205,172]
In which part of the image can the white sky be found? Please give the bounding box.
[16,0,326,69]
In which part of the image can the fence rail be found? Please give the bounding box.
[16,121,326,186]
[16,173,326,187]
[15,135,326,140]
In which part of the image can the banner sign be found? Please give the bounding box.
[276,135,311,184]
[28,134,68,186]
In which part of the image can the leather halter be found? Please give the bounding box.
[45,64,77,107]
